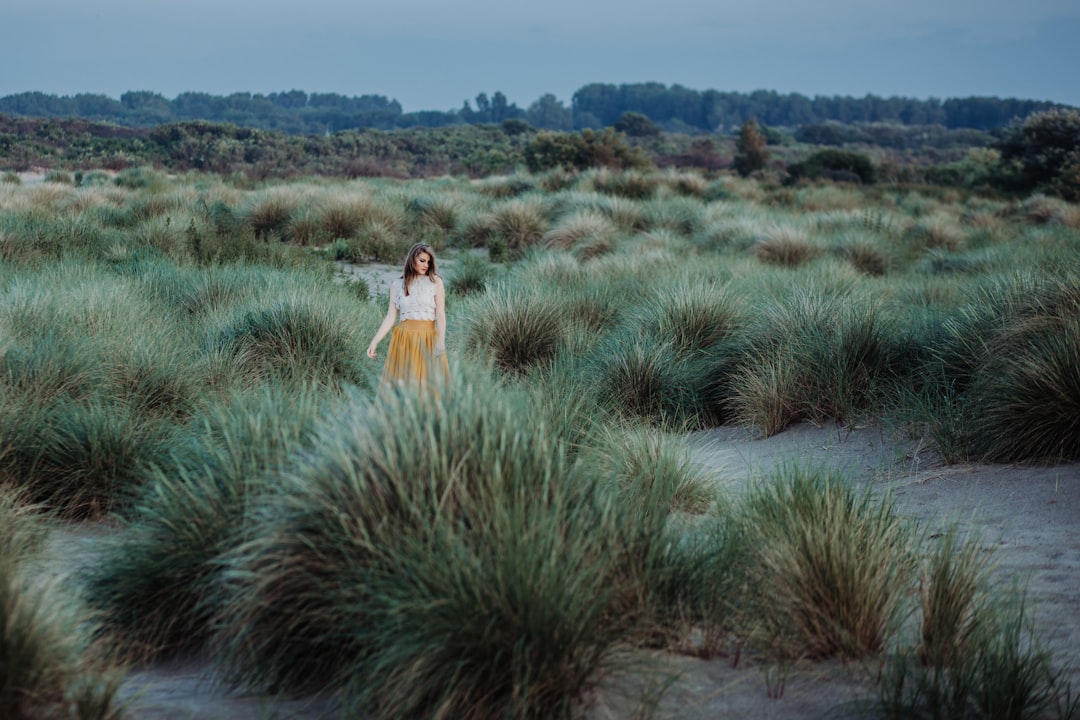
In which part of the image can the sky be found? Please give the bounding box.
[2,0,1078,113]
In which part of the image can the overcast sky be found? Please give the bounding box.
[3,0,1078,112]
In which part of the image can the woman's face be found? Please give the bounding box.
[412,252,431,275]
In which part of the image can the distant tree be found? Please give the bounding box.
[525,94,573,131]
[999,108,1080,199]
[734,118,769,176]
[613,111,659,137]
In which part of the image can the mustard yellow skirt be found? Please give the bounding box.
[382,319,449,386]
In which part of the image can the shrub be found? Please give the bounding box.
[733,119,769,177]
[787,149,876,185]
[998,107,1080,199]
[523,128,652,173]
[613,112,660,138]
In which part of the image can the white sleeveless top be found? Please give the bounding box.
[393,276,438,321]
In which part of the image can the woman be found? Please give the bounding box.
[366,242,448,386]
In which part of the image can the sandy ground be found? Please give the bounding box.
[33,422,1079,719]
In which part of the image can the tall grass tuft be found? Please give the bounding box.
[206,289,369,386]
[633,281,741,356]
[0,395,174,519]
[489,197,550,250]
[213,369,654,718]
[0,487,125,720]
[964,312,1080,463]
[586,334,706,428]
[461,282,565,372]
[740,465,916,660]
[446,250,494,296]
[730,287,891,436]
[84,386,328,661]
[752,225,824,267]
[928,273,1080,462]
[541,209,617,253]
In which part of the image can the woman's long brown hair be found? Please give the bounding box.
[401,242,438,296]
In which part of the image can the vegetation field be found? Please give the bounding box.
[1,163,1078,719]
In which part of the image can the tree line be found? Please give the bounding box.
[0,83,1068,136]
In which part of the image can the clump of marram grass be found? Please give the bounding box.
[585,334,707,428]
[541,209,617,253]
[240,189,301,239]
[488,197,550,250]
[834,238,888,276]
[205,286,373,386]
[460,281,566,372]
[586,426,714,517]
[641,195,705,236]
[907,213,968,252]
[963,309,1080,463]
[751,224,824,267]
[83,385,328,661]
[584,169,659,200]
[632,280,741,355]
[0,394,176,519]
[0,487,125,720]
[924,272,1080,462]
[446,250,494,296]
[878,542,1073,720]
[729,286,892,436]
[740,465,916,661]
[211,369,658,718]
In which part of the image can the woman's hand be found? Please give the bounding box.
[434,343,445,358]
[366,344,378,359]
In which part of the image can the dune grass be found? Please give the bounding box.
[211,367,662,718]
[739,465,916,661]
[0,169,1077,716]
[83,385,329,661]
[0,487,125,720]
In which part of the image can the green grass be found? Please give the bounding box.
[83,385,328,661]
[0,169,1077,716]
[212,367,659,717]
[739,465,916,661]
[0,487,125,720]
